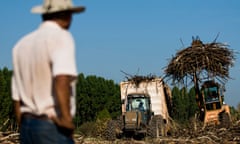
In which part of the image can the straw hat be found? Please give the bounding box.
[31,0,85,14]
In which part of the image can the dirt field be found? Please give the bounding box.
[1,122,240,144]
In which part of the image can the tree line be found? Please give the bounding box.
[0,67,239,131]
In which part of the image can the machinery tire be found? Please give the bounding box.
[158,116,167,136]
[115,116,124,139]
[219,112,231,128]
[147,116,158,138]
[194,112,204,130]
[104,120,117,141]
[147,115,165,138]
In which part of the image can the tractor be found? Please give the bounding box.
[104,78,172,140]
[197,80,231,128]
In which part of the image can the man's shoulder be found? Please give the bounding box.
[13,30,37,48]
[40,21,72,36]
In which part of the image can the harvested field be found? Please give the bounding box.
[1,122,240,144]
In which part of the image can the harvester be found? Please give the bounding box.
[197,80,231,128]
[104,77,172,140]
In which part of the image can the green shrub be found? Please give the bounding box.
[78,121,97,137]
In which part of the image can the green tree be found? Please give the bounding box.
[74,73,121,127]
[0,67,15,131]
[188,87,198,118]
[171,86,181,121]
[171,86,198,123]
[181,87,189,121]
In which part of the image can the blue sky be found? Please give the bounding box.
[0,1,239,107]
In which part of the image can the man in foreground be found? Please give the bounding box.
[11,0,85,143]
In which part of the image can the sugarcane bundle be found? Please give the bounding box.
[121,70,157,86]
[164,36,236,85]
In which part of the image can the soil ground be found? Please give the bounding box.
[1,122,239,144]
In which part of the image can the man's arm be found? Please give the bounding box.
[14,100,21,125]
[52,75,74,130]
[12,76,21,125]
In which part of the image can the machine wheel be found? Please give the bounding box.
[147,116,158,138]
[147,115,165,138]
[193,112,204,130]
[104,117,123,141]
[115,116,124,139]
[219,112,231,128]
[104,120,117,141]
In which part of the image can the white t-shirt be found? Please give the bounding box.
[11,21,77,117]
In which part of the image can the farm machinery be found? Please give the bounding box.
[196,80,231,128]
[104,77,172,140]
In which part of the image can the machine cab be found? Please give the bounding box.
[123,94,152,126]
[201,81,223,111]
[126,94,151,112]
